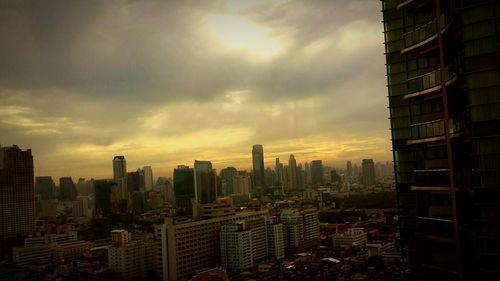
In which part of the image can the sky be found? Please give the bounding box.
[0,0,391,180]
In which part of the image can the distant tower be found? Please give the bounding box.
[361,159,375,187]
[113,156,127,199]
[59,177,77,201]
[35,176,56,200]
[194,160,215,203]
[252,145,265,197]
[173,165,195,216]
[346,161,353,178]
[143,166,153,192]
[288,155,297,191]
[310,160,324,186]
[275,158,284,193]
[220,167,238,196]
[0,145,35,237]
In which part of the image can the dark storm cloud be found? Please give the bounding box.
[0,0,390,178]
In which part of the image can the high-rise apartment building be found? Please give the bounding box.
[252,144,265,196]
[281,209,320,253]
[0,145,34,238]
[267,217,285,259]
[108,230,155,280]
[361,159,376,188]
[233,171,252,195]
[382,0,500,280]
[161,210,269,281]
[310,160,324,186]
[219,222,253,270]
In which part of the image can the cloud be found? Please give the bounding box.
[0,0,390,179]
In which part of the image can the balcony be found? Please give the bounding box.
[401,13,451,54]
[411,169,450,190]
[403,66,457,99]
[406,118,462,145]
[397,0,433,10]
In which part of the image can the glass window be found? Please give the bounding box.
[464,36,496,56]
[463,20,495,40]
[467,70,500,89]
[462,4,494,25]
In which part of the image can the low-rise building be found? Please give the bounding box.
[332,228,367,248]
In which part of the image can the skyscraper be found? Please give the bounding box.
[194,160,216,204]
[59,177,77,201]
[35,176,55,200]
[310,160,324,186]
[173,165,195,216]
[382,1,500,280]
[346,161,353,178]
[287,154,297,191]
[113,156,127,199]
[275,158,285,192]
[143,166,153,192]
[361,159,375,188]
[220,167,238,196]
[0,145,34,238]
[251,144,265,197]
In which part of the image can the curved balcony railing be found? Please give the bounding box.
[402,13,451,53]
[407,118,462,144]
[404,66,457,99]
[397,0,433,10]
[413,169,450,187]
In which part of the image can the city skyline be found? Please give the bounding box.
[0,0,391,179]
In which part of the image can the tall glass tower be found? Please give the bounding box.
[252,144,265,197]
[382,0,500,280]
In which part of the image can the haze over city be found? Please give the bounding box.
[0,0,390,179]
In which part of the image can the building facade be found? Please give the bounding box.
[382,0,500,280]
[361,159,376,188]
[0,145,34,238]
[251,144,265,197]
[161,210,269,281]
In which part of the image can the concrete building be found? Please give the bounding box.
[266,217,285,259]
[281,209,320,253]
[233,171,251,196]
[14,232,90,265]
[161,210,269,281]
[0,145,35,238]
[281,210,304,251]
[108,230,156,280]
[219,222,253,270]
[332,228,367,248]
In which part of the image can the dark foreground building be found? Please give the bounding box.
[382,0,500,280]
